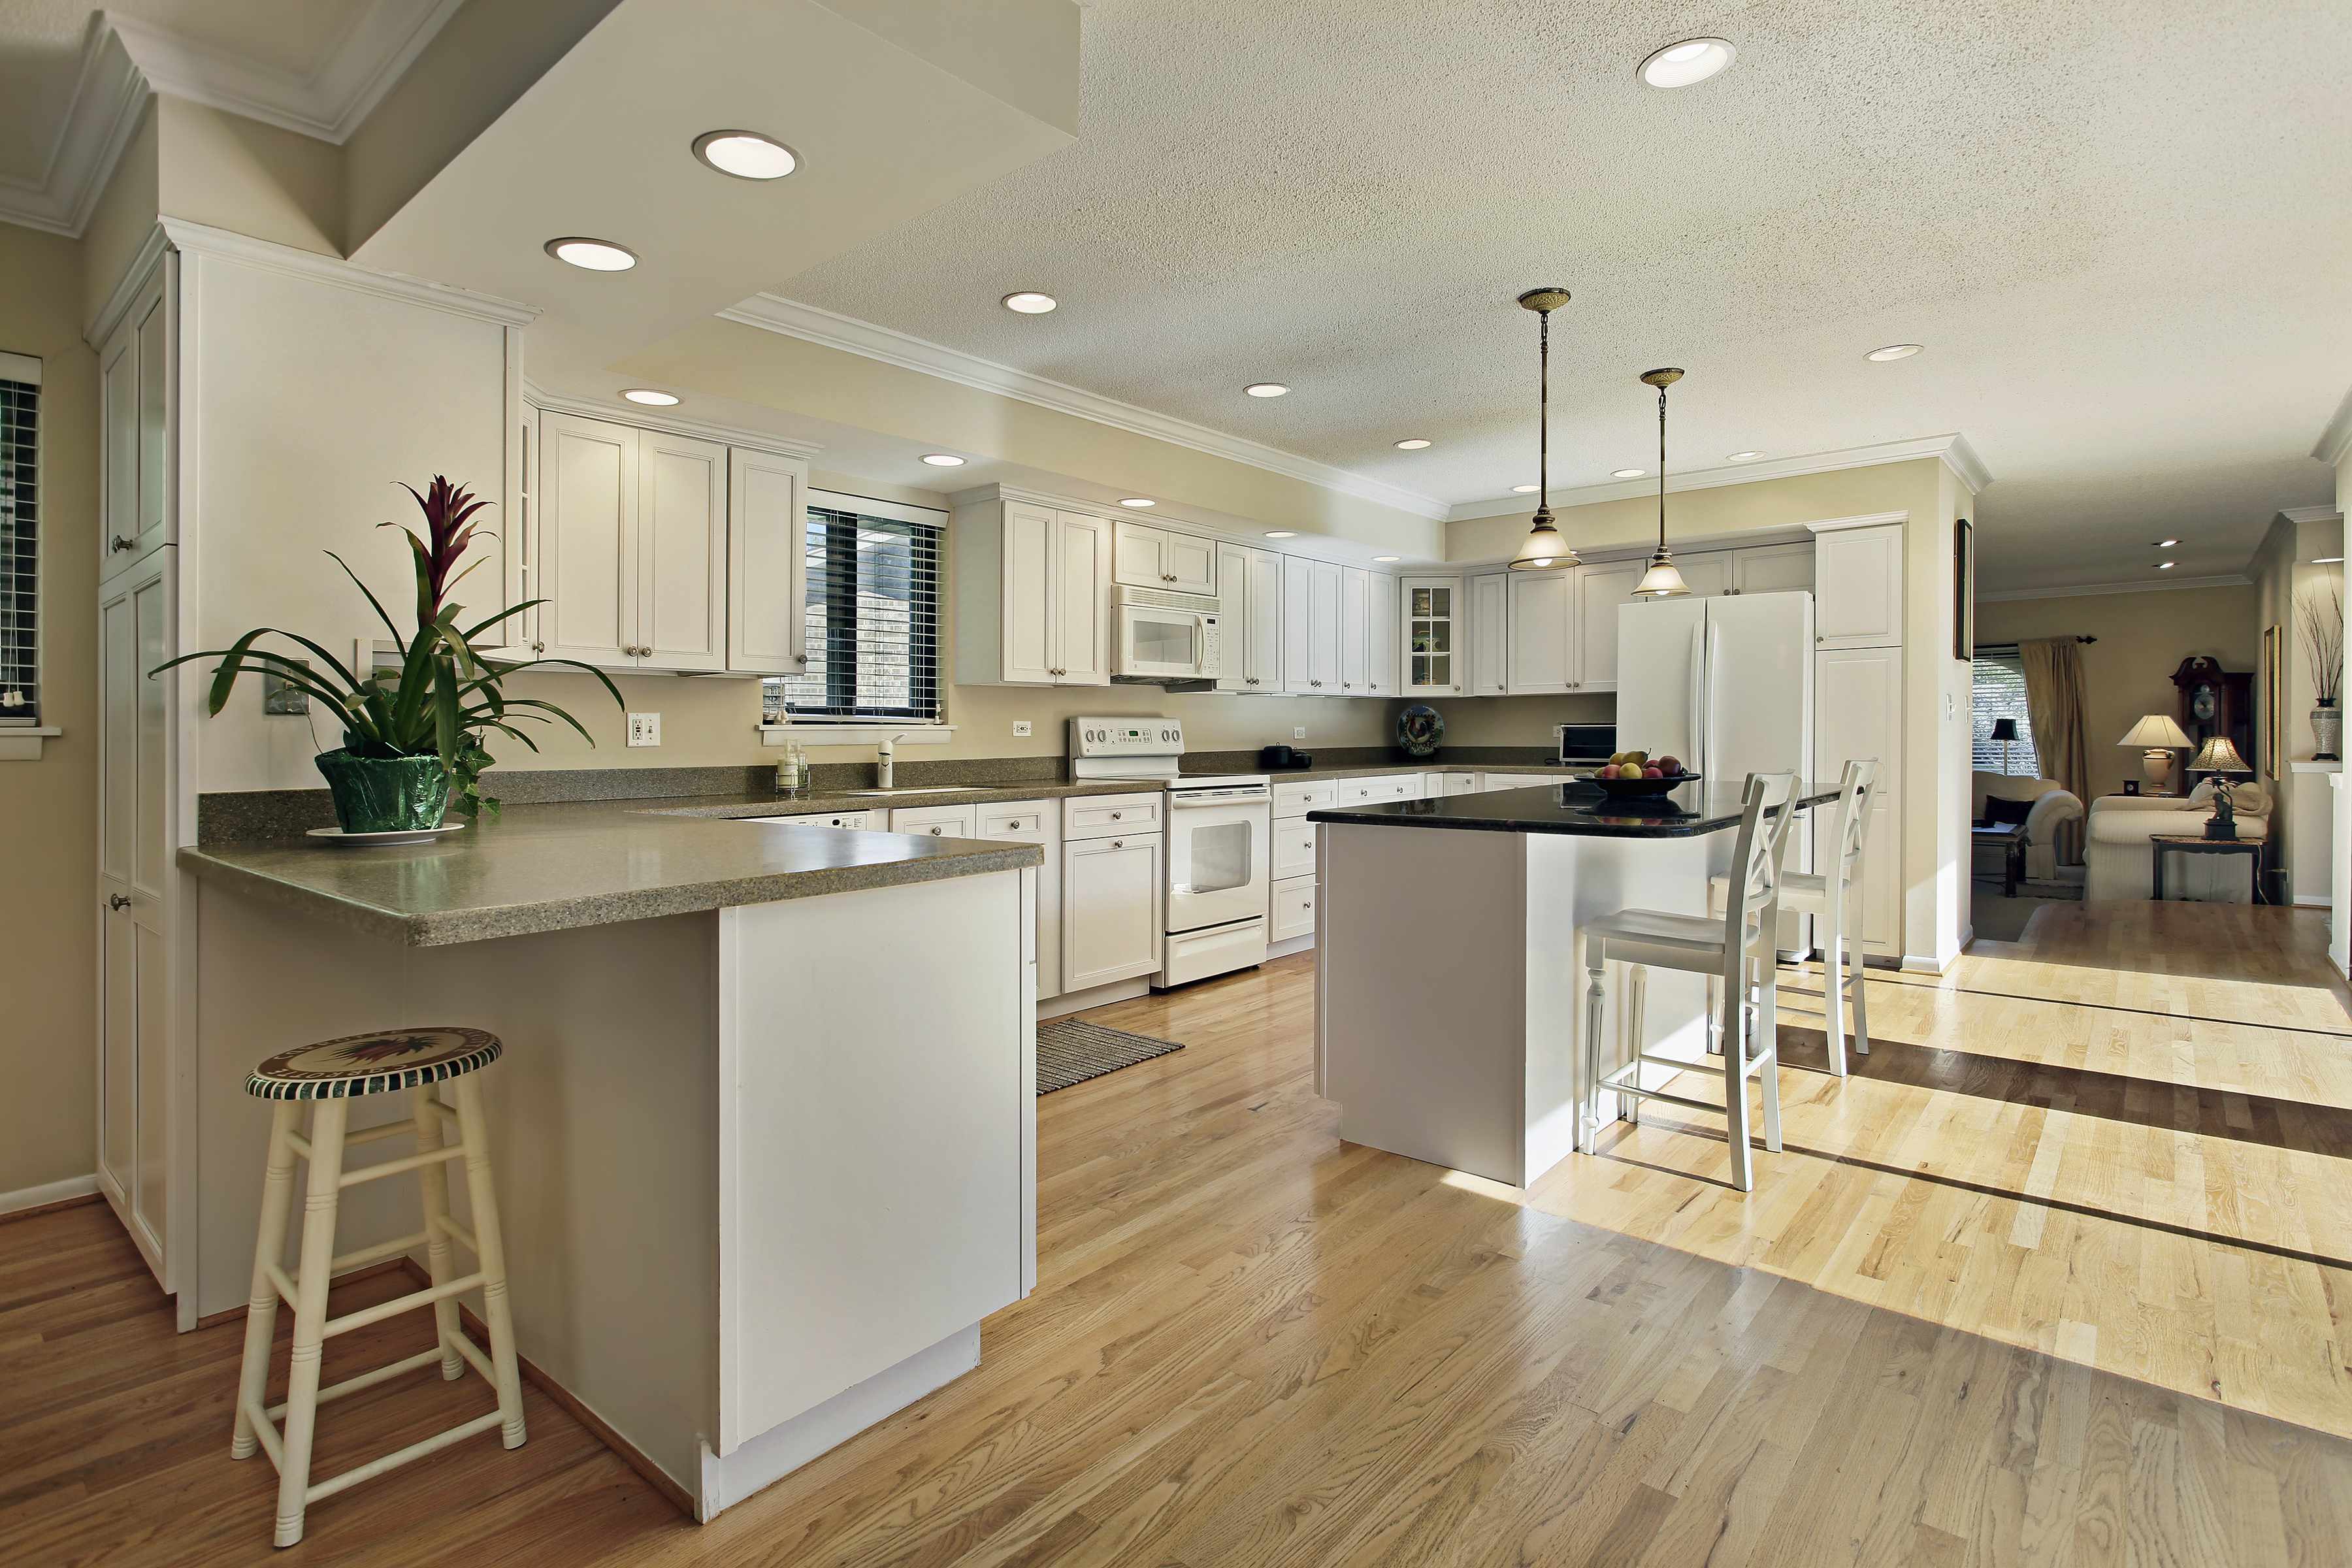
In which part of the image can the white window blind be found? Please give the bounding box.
[0,360,38,726]
[1971,649,2036,774]
[764,502,942,723]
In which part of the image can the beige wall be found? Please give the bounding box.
[81,98,157,317]
[1446,461,1938,564]
[1974,583,2260,796]
[0,221,100,1200]
[157,97,345,257]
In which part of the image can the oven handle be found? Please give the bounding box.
[1168,791,1271,807]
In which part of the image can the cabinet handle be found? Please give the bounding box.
[108,535,136,553]
[1111,840,1123,849]
[930,826,944,835]
[108,893,131,910]
[532,641,545,653]
[1111,812,1122,819]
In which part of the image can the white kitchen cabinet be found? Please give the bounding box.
[1062,833,1162,990]
[1367,572,1400,696]
[1274,818,1320,879]
[1671,549,1733,598]
[977,802,1061,1001]
[1814,645,1904,955]
[1403,575,1465,696]
[99,259,173,580]
[1505,568,1576,694]
[725,448,808,675]
[1273,778,1337,817]
[1270,875,1318,943]
[1812,523,1904,648]
[954,496,1113,686]
[1337,774,1428,805]
[1215,544,1283,693]
[1339,566,1371,694]
[890,804,979,839]
[1731,541,1816,595]
[1442,772,1484,795]
[1479,772,1562,791]
[1573,559,1643,691]
[749,810,872,830]
[536,412,727,672]
[1114,520,1217,596]
[1467,573,1507,696]
[1066,792,1160,838]
[1282,557,1343,693]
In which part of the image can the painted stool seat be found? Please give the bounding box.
[231,1026,524,1547]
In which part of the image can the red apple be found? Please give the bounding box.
[1642,766,1664,779]
[1656,756,1682,776]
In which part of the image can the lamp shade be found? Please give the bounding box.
[1507,514,1573,570]
[1989,718,2019,741]
[2189,736,2248,774]
[2117,713,2193,749]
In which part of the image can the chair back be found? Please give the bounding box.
[1720,772,1800,958]
[1825,759,1882,879]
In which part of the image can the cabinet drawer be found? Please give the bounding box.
[1064,793,1162,840]
[1338,774,1426,804]
[891,804,979,839]
[749,811,871,830]
[1273,778,1337,817]
[1271,874,1316,942]
[1274,821,1320,878]
[978,804,1052,837]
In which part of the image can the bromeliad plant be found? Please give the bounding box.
[159,476,623,819]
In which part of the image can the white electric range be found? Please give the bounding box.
[1069,719,1272,987]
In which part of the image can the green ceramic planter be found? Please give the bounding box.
[314,749,451,833]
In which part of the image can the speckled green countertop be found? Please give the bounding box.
[178,797,1048,948]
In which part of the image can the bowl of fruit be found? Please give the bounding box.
[1584,751,1698,798]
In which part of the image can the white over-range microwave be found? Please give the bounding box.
[1110,587,1222,682]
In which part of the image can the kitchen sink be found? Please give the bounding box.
[841,787,988,796]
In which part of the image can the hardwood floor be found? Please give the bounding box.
[6,900,2349,1565]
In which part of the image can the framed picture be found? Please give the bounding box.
[1953,519,1974,661]
[2262,623,2285,779]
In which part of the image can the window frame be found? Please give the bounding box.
[760,489,952,741]
[0,350,42,730]
[1970,647,2038,776]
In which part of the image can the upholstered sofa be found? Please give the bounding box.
[1971,773,2083,883]
[2083,781,2270,902]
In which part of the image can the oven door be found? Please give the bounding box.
[1164,798,1269,932]
[1114,604,1207,679]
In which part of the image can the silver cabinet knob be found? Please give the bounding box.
[108,893,132,910]
[1110,812,1122,819]
[1111,840,1124,849]
[109,535,136,553]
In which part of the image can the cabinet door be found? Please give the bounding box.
[1814,525,1903,647]
[538,413,638,666]
[1731,541,1815,595]
[1273,819,1319,879]
[1574,560,1642,691]
[1248,549,1284,689]
[133,282,170,563]
[890,804,980,839]
[1112,519,1165,589]
[1338,566,1370,694]
[1053,510,1113,685]
[1308,561,1343,693]
[638,431,728,672]
[1280,555,1314,693]
[727,448,806,675]
[1403,576,1463,696]
[1468,573,1508,696]
[1814,645,1903,955]
[1000,500,1058,685]
[101,327,137,570]
[1164,531,1217,596]
[1062,834,1162,989]
[1270,875,1317,943]
[1214,544,1253,691]
[1506,569,1574,693]
[1366,572,1399,696]
[1674,550,1732,598]
[99,262,171,576]
[978,802,1060,1000]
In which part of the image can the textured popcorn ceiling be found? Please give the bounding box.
[778,0,2352,591]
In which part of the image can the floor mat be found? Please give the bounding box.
[1036,1019,1185,1094]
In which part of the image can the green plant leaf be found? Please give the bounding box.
[325,551,406,647]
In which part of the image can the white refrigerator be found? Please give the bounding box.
[1616,591,1814,787]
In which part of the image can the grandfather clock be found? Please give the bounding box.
[2172,656,2253,782]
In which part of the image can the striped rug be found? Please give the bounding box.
[1036,1019,1184,1094]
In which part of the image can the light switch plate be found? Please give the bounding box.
[1012,721,1033,736]
[1294,727,1307,740]
[627,712,661,747]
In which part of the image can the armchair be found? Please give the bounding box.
[2084,781,2271,902]
[1971,773,2083,883]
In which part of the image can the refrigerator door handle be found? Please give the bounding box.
[1705,621,1723,783]
[1687,619,1708,776]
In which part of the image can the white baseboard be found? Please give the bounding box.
[1267,934,1316,959]
[1037,977,1151,1021]
[0,1174,99,1217]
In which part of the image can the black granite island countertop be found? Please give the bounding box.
[1308,780,1842,838]
[178,798,1045,948]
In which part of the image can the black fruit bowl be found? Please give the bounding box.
[1583,771,1701,799]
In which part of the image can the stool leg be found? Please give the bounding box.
[1754,955,1784,1156]
[274,1097,347,1548]
[1624,964,1646,1128]
[231,1102,302,1460]
[1846,883,1871,1057]
[1722,955,1753,1192]
[1580,938,1606,1154]
[1820,890,1848,1077]
[453,1076,527,1448]
[410,1084,464,1380]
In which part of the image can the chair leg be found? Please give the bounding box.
[231,1102,302,1460]
[274,1098,348,1548]
[453,1077,527,1449]
[1820,897,1848,1077]
[1580,941,1607,1154]
[1624,964,1646,1127]
[1846,886,1871,1056]
[1721,958,1753,1192]
[410,1084,465,1380]
[1754,956,1784,1155]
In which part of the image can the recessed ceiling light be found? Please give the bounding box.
[1511,484,1541,494]
[621,389,679,406]
[545,237,637,271]
[1611,468,1647,479]
[2156,561,2177,569]
[691,129,798,180]
[1373,555,1401,563]
[2153,538,2180,546]
[1118,498,1156,508]
[920,453,966,466]
[1638,37,1736,89]
[1264,531,1298,538]
[1727,451,1765,461]
[1394,438,1433,450]
[1245,383,1289,398]
[1866,344,1923,361]
[1002,291,1057,314]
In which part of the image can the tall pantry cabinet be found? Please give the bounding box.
[1808,517,1906,958]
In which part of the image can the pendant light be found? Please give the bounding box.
[1507,288,1579,571]
[1631,367,1691,598]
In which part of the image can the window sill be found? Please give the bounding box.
[758,724,956,747]
[0,726,63,760]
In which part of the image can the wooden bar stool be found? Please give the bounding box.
[229,1026,525,1547]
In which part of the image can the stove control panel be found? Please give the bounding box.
[1070,718,1184,757]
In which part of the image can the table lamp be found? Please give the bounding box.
[2189,736,2249,840]
[2117,713,2193,794]
[1989,717,2019,773]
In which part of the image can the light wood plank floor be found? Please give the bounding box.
[5,900,2349,1565]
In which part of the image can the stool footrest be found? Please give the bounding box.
[331,1228,430,1275]
[304,1411,508,1506]
[263,1347,449,1429]
[337,1143,467,1189]
[323,1272,485,1339]
[1636,1053,1723,1077]
[429,1212,480,1256]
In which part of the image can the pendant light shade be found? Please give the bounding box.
[1507,288,1580,572]
[1630,367,1691,599]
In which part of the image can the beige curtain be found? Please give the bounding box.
[2019,637,2090,864]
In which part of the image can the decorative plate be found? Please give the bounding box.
[1396,704,1445,757]
[305,824,468,847]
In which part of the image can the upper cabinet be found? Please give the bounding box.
[1573,559,1644,691]
[1731,541,1816,595]
[1467,573,1507,696]
[1504,569,1576,693]
[99,258,172,581]
[1365,572,1399,697]
[1214,543,1282,692]
[536,412,730,672]
[1113,520,1217,596]
[955,497,1112,686]
[1281,557,1343,693]
[1812,523,1904,649]
[725,448,808,676]
[1402,576,1465,696]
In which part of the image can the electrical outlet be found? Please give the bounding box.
[627,712,661,747]
[1294,727,1307,741]
[1012,720,1033,737]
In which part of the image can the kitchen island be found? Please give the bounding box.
[178,802,1043,1520]
[1307,781,1834,1188]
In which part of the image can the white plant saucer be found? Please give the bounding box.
[306,825,468,847]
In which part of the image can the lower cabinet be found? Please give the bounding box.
[1062,793,1163,990]
[1271,875,1317,943]
[890,804,979,839]
[976,802,1060,1002]
[747,810,872,830]
[1273,819,1319,879]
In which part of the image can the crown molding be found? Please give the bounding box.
[719,294,1453,523]
[1976,573,2252,603]
[158,218,540,326]
[1446,434,1989,523]
[943,482,1433,570]
[525,384,824,459]
[2282,505,2345,525]
[0,24,147,237]
[2314,384,2352,467]
[1803,510,1911,534]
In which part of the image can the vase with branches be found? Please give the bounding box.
[156,477,623,831]
[2298,582,2344,761]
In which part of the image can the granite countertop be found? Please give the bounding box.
[1232,760,1604,785]
[653,779,1164,818]
[1308,780,1843,838]
[179,798,1045,948]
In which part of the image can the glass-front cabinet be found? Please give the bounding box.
[1401,574,1463,696]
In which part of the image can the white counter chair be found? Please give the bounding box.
[230,1026,525,1547]
[1579,772,1799,1192]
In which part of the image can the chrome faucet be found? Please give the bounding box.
[877,732,907,789]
